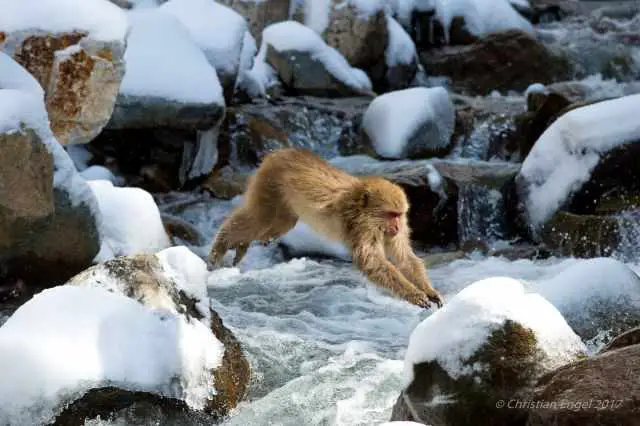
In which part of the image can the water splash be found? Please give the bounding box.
[457,183,508,247]
[614,209,640,261]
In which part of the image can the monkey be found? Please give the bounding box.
[207,148,444,309]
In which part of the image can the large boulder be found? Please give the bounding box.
[217,0,290,46]
[0,247,250,425]
[392,277,586,425]
[361,87,455,159]
[526,344,639,426]
[258,21,374,97]
[420,30,571,96]
[515,94,640,242]
[0,66,101,288]
[0,0,127,145]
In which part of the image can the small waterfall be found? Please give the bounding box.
[614,209,640,261]
[457,183,508,247]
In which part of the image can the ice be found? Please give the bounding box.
[0,0,128,42]
[250,21,372,97]
[235,31,258,91]
[161,0,247,79]
[0,285,224,425]
[0,52,44,95]
[518,93,640,225]
[361,87,455,159]
[404,276,586,383]
[385,15,417,67]
[88,180,171,261]
[119,8,224,104]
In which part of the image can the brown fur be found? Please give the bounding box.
[208,149,443,308]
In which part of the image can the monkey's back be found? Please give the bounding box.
[249,149,359,238]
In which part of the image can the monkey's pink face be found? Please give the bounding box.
[383,211,403,237]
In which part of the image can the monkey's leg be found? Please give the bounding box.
[352,243,435,309]
[208,207,262,268]
[386,237,443,307]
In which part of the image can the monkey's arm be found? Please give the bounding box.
[386,235,443,307]
[351,238,435,308]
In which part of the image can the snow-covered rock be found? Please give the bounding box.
[384,15,419,91]
[253,21,373,97]
[392,276,585,424]
[533,257,640,343]
[217,0,290,46]
[107,8,224,130]
[516,93,640,226]
[160,0,248,102]
[88,179,171,262]
[0,246,249,424]
[0,0,127,145]
[0,68,101,286]
[362,87,455,159]
[80,165,121,184]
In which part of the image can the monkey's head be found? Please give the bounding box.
[358,178,409,238]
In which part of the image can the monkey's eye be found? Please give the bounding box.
[384,212,401,219]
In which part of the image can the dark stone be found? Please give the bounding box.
[602,326,640,353]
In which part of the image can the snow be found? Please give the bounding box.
[0,0,128,42]
[88,180,171,261]
[362,87,455,159]
[0,53,44,95]
[0,285,224,425]
[524,82,546,97]
[302,0,332,34]
[161,0,248,79]
[235,31,258,91]
[280,222,352,261]
[119,8,224,105]
[65,144,92,172]
[404,276,586,384]
[156,246,210,307]
[251,21,372,97]
[80,165,119,184]
[518,93,640,225]
[385,15,417,67]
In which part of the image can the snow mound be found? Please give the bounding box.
[161,0,247,80]
[385,15,417,67]
[280,222,352,261]
[404,276,585,384]
[518,94,640,225]
[250,21,372,97]
[119,8,224,104]
[362,87,455,159]
[80,165,119,184]
[0,0,128,42]
[0,285,224,425]
[0,52,44,95]
[88,180,171,261]
[156,246,210,303]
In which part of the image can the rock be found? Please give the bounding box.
[515,94,640,231]
[221,96,370,166]
[330,156,458,248]
[392,277,586,426]
[420,30,571,96]
[0,89,101,288]
[603,326,640,353]
[160,0,249,104]
[161,212,206,246]
[217,0,290,46]
[0,0,128,145]
[69,247,250,417]
[106,9,225,131]
[202,164,250,200]
[526,345,639,426]
[361,87,455,159]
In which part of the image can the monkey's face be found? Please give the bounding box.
[359,179,409,238]
[383,211,403,237]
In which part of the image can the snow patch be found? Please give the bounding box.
[120,8,224,104]
[385,15,417,67]
[88,180,171,261]
[0,285,224,425]
[250,21,372,97]
[362,87,455,159]
[80,165,120,184]
[303,0,332,34]
[404,276,585,384]
[0,53,44,95]
[161,0,248,79]
[518,94,640,225]
[156,246,210,306]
